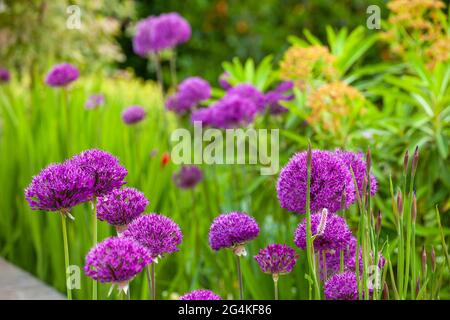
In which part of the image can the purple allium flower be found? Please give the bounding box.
[165,77,211,114]
[85,94,105,109]
[172,165,203,189]
[294,212,352,252]
[96,187,149,227]
[25,162,94,212]
[0,68,10,83]
[324,272,359,300]
[335,149,378,198]
[277,150,355,214]
[179,289,222,300]
[254,244,298,275]
[133,13,191,56]
[69,149,128,197]
[227,84,266,112]
[265,81,294,115]
[191,94,258,128]
[84,237,152,285]
[123,214,183,259]
[45,63,79,87]
[218,72,232,90]
[122,105,146,125]
[208,212,260,251]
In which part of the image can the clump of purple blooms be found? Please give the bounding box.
[133,12,191,56]
[165,77,211,114]
[69,149,128,197]
[277,150,356,214]
[45,63,79,87]
[25,162,94,213]
[173,165,203,189]
[264,81,294,115]
[209,212,260,252]
[179,289,222,300]
[227,84,266,113]
[124,213,183,259]
[122,105,146,125]
[254,244,298,275]
[0,68,10,83]
[218,72,232,90]
[85,94,105,110]
[324,272,359,300]
[84,237,152,286]
[96,187,149,228]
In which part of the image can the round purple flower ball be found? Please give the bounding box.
[85,94,105,109]
[265,81,294,115]
[25,162,94,212]
[179,289,222,300]
[277,150,355,214]
[96,187,149,227]
[45,63,79,87]
[0,68,11,83]
[254,244,298,275]
[208,212,260,251]
[69,149,128,197]
[218,72,232,90]
[84,237,152,285]
[122,105,146,125]
[123,213,183,259]
[173,165,203,189]
[335,149,378,198]
[294,211,352,252]
[166,77,211,114]
[324,272,359,300]
[133,12,191,56]
[227,84,266,112]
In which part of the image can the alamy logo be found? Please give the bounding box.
[171,121,280,175]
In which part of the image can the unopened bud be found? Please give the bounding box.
[340,190,347,211]
[307,144,312,169]
[421,245,427,276]
[431,246,436,272]
[416,278,420,297]
[382,282,389,300]
[412,146,419,177]
[376,211,382,236]
[317,208,328,236]
[403,150,409,174]
[366,148,372,173]
[396,190,403,216]
[412,193,417,223]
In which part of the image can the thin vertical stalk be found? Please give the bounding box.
[92,197,98,300]
[169,52,178,88]
[147,264,156,300]
[60,212,72,300]
[273,274,279,300]
[151,53,163,92]
[236,255,244,300]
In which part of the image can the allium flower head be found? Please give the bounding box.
[25,162,94,212]
[69,149,128,197]
[218,72,232,90]
[227,84,266,112]
[191,94,257,128]
[208,212,260,252]
[335,149,378,198]
[0,68,10,83]
[122,105,146,125]
[254,244,298,275]
[96,187,149,227]
[85,94,105,109]
[133,13,191,56]
[165,77,211,114]
[45,63,79,87]
[173,165,203,189]
[294,212,352,252]
[84,237,152,285]
[264,81,294,115]
[324,272,359,300]
[277,150,355,214]
[179,289,222,300]
[124,213,183,259]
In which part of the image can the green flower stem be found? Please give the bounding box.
[147,264,156,300]
[273,274,279,300]
[60,212,72,300]
[236,255,244,300]
[92,197,98,300]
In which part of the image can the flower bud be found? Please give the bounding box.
[412,192,417,223]
[421,245,427,276]
[383,282,389,300]
[431,246,436,272]
[412,146,419,177]
[396,190,403,217]
[376,211,382,236]
[403,150,409,174]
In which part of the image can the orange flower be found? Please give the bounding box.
[161,152,171,167]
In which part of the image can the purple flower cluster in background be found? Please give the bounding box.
[85,94,105,110]
[124,213,183,259]
[84,237,152,284]
[264,81,294,115]
[0,68,11,83]
[133,12,191,56]
[173,165,203,189]
[45,63,79,87]
[324,272,359,300]
[254,244,298,275]
[218,72,232,90]
[96,187,149,227]
[227,84,266,112]
[179,289,222,300]
[165,77,211,114]
[122,105,146,125]
[208,212,260,251]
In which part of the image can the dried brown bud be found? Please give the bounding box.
[307,143,312,169]
[412,146,419,177]
[403,150,409,173]
[416,278,420,297]
[366,148,372,174]
[396,190,403,216]
[431,246,436,272]
[376,211,382,236]
[340,190,347,211]
[382,282,389,300]
[412,193,417,223]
